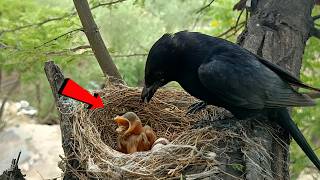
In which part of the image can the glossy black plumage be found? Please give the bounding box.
[141,31,320,170]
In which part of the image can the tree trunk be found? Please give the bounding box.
[44,1,125,179]
[236,0,315,178]
[73,0,123,83]
[44,61,84,180]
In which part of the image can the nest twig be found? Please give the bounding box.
[65,84,271,179]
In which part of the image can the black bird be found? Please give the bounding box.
[141,31,320,170]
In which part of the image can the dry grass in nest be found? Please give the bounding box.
[67,84,268,179]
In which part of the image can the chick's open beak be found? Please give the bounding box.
[141,83,160,103]
[114,116,130,133]
[114,116,129,126]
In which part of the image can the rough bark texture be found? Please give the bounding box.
[73,0,123,83]
[44,61,83,180]
[236,0,315,179]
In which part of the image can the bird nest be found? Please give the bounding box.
[66,83,271,179]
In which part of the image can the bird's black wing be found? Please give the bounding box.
[255,56,320,92]
[198,55,315,109]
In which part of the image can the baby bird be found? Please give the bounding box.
[151,138,170,151]
[114,112,157,154]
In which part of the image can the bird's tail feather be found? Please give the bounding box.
[275,108,320,171]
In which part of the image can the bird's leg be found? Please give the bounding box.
[187,101,207,114]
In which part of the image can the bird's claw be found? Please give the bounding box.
[187,101,207,114]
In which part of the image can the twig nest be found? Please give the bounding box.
[151,138,170,151]
[68,84,269,179]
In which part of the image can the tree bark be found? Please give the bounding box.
[44,61,83,180]
[73,0,123,83]
[236,0,315,179]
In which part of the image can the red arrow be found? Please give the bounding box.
[58,78,104,110]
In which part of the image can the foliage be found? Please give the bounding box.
[0,0,319,176]
[290,6,320,177]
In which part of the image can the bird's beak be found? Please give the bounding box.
[114,116,129,126]
[114,116,130,134]
[141,83,160,103]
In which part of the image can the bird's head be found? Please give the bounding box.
[114,112,143,135]
[141,33,180,103]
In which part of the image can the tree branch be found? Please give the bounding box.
[235,9,245,31]
[90,0,128,10]
[113,53,147,58]
[191,0,208,30]
[0,42,8,49]
[313,15,320,21]
[225,24,245,39]
[0,13,75,36]
[310,26,320,39]
[73,0,123,83]
[233,0,247,11]
[69,45,91,52]
[44,61,83,180]
[0,0,128,36]
[217,21,245,38]
[0,152,25,179]
[217,10,246,38]
[45,45,91,56]
[196,0,215,14]
[34,28,83,49]
[3,42,145,59]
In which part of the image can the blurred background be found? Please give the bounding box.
[0,0,319,179]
